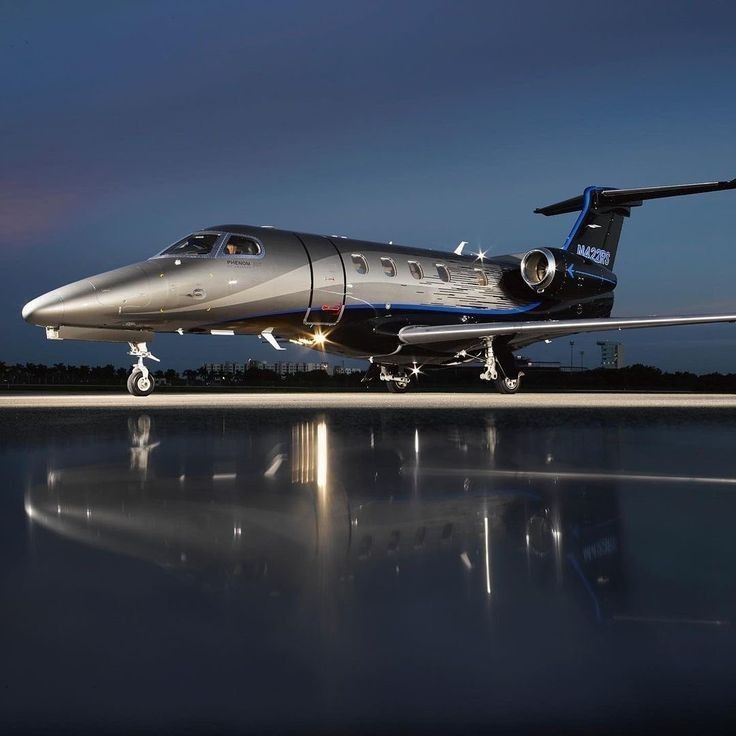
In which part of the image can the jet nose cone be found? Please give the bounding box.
[22,292,65,325]
[22,281,100,327]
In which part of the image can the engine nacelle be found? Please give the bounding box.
[520,247,617,299]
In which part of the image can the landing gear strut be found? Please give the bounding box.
[127,342,160,397]
[479,338,498,382]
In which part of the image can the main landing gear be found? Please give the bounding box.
[369,344,523,395]
[379,365,413,393]
[127,342,160,397]
[479,338,523,394]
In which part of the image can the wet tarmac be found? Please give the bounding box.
[2,405,736,733]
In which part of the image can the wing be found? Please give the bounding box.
[398,313,736,350]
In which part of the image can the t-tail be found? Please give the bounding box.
[535,178,736,271]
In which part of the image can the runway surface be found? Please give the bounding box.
[2,391,736,409]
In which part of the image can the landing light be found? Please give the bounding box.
[312,332,327,346]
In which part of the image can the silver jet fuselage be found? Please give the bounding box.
[22,224,610,364]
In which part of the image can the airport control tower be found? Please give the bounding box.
[597,341,624,369]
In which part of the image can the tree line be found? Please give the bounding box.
[2,361,736,391]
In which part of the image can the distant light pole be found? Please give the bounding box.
[569,340,575,372]
[580,351,585,370]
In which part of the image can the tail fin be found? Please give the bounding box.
[535,178,736,271]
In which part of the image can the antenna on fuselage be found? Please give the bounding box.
[454,241,468,255]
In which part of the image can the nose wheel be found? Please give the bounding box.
[127,342,159,397]
[127,369,156,396]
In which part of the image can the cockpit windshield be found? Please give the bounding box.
[162,232,219,256]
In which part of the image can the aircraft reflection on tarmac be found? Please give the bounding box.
[25,414,735,627]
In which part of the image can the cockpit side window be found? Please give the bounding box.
[222,234,263,257]
[162,232,220,256]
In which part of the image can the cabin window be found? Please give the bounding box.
[380,257,397,277]
[352,254,369,275]
[163,232,220,256]
[408,260,423,280]
[436,264,451,283]
[475,269,488,286]
[222,235,262,257]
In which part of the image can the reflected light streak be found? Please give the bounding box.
[484,515,491,596]
[317,421,328,492]
[292,422,315,484]
[408,467,736,486]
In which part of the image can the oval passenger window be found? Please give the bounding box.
[408,261,423,280]
[436,264,451,283]
[351,254,368,275]
[380,257,396,277]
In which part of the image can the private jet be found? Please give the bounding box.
[22,178,736,395]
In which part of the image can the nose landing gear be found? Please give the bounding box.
[127,342,160,396]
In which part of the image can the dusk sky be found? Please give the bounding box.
[2,0,736,372]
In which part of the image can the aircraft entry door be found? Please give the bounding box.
[299,234,346,326]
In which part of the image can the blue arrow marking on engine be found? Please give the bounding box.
[566,264,575,278]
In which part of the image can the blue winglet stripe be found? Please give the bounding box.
[562,185,597,251]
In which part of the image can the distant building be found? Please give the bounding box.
[269,361,328,375]
[515,354,562,371]
[206,360,329,376]
[334,365,363,376]
[597,341,624,369]
[204,362,245,374]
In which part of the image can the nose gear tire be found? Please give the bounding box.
[127,370,155,396]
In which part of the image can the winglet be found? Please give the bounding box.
[454,241,468,255]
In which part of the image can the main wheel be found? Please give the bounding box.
[494,374,522,394]
[386,378,411,393]
[129,370,155,396]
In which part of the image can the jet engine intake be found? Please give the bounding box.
[520,247,617,300]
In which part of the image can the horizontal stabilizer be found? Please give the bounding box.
[535,178,736,216]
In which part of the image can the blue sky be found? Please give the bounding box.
[2,0,736,371]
